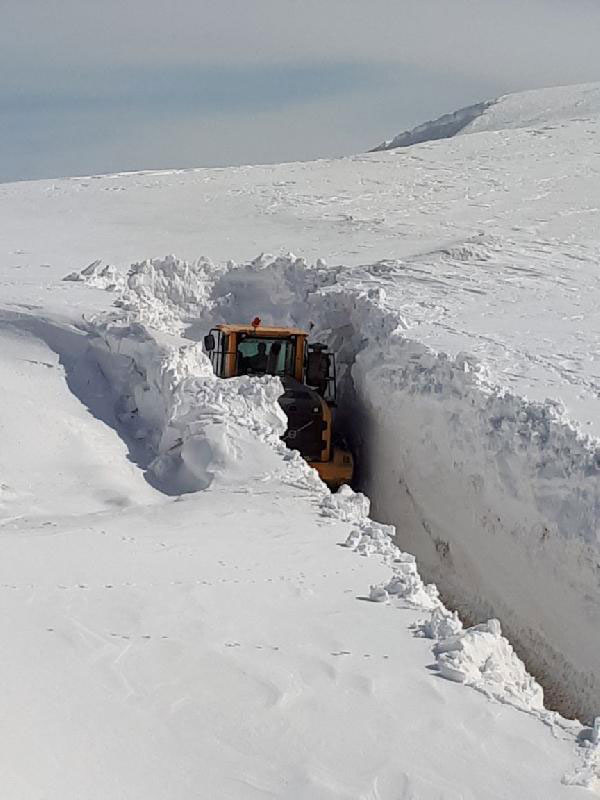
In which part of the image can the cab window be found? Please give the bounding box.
[237,336,296,376]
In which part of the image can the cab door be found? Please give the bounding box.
[204,329,236,377]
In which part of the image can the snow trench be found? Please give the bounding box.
[169,251,599,725]
[75,254,600,786]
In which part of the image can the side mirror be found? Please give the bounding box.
[204,333,216,352]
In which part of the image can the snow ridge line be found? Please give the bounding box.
[371,82,600,153]
[73,254,598,790]
[371,99,495,151]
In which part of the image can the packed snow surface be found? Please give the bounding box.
[1,81,600,796]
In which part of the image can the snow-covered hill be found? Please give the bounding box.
[1,82,600,797]
[372,81,600,150]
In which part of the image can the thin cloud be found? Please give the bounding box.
[3,0,600,82]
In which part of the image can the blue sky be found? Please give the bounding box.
[3,0,600,182]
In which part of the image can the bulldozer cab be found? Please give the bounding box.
[203,319,352,488]
[204,322,306,382]
[204,321,336,402]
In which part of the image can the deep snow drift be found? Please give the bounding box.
[1,80,600,795]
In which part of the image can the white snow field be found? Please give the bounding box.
[1,82,600,797]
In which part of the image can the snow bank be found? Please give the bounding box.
[413,606,463,640]
[325,486,439,608]
[115,254,226,332]
[564,718,600,791]
[322,480,564,726]
[373,81,600,150]
[85,259,299,493]
[433,618,545,712]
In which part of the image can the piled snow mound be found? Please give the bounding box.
[87,273,299,493]
[413,607,463,640]
[321,484,371,524]
[433,618,545,712]
[115,254,226,332]
[381,554,440,610]
[154,371,291,492]
[373,81,600,150]
[63,259,125,291]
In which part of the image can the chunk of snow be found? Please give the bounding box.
[368,584,389,603]
[413,607,463,640]
[433,619,545,711]
[63,259,125,291]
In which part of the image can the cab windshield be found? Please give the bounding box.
[237,336,296,377]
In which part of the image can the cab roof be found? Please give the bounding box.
[215,323,308,337]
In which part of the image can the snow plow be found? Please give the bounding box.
[204,319,353,489]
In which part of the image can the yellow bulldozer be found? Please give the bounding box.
[203,318,353,489]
